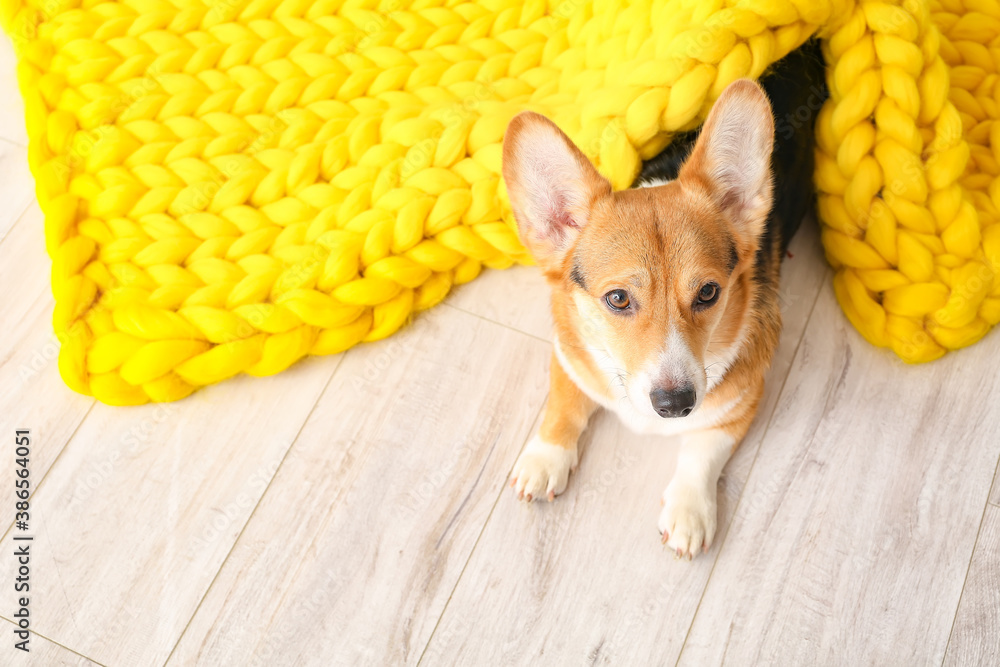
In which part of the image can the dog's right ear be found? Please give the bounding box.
[502,112,611,271]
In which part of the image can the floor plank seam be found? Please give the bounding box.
[985,451,1000,511]
[0,616,107,665]
[413,395,548,667]
[440,301,552,344]
[159,355,347,667]
[940,491,994,665]
[0,399,95,545]
[0,400,97,656]
[36,512,91,651]
[0,134,26,149]
[672,268,831,667]
[0,196,38,249]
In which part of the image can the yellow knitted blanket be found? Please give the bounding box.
[2,0,999,405]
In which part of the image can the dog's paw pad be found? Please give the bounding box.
[657,482,717,560]
[509,438,578,503]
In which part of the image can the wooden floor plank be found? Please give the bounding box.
[0,206,94,518]
[0,38,28,147]
[0,140,34,243]
[989,461,999,507]
[0,619,101,666]
[944,505,1000,667]
[443,264,553,341]
[677,286,1000,666]
[166,306,550,666]
[0,353,340,666]
[417,221,827,665]
[418,409,715,666]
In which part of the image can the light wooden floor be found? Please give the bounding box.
[2,38,1000,667]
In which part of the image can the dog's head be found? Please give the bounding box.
[502,80,774,420]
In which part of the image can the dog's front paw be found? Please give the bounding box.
[509,437,578,502]
[658,481,717,560]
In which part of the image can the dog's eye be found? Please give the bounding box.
[695,283,720,308]
[605,289,631,311]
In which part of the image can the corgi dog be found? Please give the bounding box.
[501,45,823,559]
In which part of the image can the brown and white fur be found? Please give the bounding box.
[502,79,785,560]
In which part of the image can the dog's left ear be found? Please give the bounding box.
[502,111,611,272]
[679,79,774,244]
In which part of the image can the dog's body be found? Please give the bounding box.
[501,44,825,559]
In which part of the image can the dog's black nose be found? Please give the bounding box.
[650,385,696,418]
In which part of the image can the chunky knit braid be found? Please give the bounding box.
[1,0,997,404]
